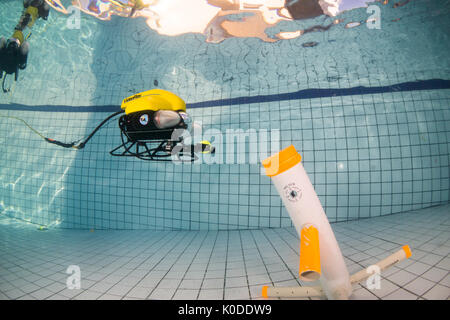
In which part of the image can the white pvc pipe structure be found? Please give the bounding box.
[262,246,412,299]
[262,145,352,299]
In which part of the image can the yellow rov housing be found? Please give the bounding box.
[120,89,186,114]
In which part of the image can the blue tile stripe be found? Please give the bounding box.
[0,79,449,112]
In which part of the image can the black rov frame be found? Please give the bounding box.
[109,112,200,162]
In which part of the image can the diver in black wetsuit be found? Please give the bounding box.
[0,37,29,82]
[0,0,49,90]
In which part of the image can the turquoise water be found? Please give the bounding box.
[0,0,449,229]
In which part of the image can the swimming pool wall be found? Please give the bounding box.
[0,0,449,229]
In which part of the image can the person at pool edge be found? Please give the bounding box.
[0,0,50,81]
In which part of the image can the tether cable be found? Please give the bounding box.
[0,110,124,149]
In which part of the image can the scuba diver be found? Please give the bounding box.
[0,0,50,92]
[0,38,29,84]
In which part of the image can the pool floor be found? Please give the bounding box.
[0,204,449,300]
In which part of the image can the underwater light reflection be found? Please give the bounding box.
[46,0,392,43]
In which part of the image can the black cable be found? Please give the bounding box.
[73,110,124,149]
[0,110,124,150]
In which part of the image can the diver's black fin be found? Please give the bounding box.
[2,75,9,93]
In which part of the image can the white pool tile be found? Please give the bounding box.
[224,287,250,300]
[179,279,203,290]
[184,271,206,280]
[172,289,199,300]
[0,293,9,300]
[435,258,450,271]
[73,290,103,300]
[265,263,288,273]
[403,277,436,297]
[106,284,133,296]
[432,246,450,257]
[97,293,123,300]
[437,274,450,288]
[225,268,246,278]
[29,288,54,300]
[205,269,225,279]
[148,288,176,300]
[248,274,271,286]
[46,294,69,300]
[197,289,223,300]
[201,278,224,289]
[58,288,83,299]
[4,288,26,300]
[351,286,379,300]
[16,295,36,300]
[422,284,450,300]
[269,270,295,283]
[126,286,154,299]
[19,283,41,294]
[225,276,247,288]
[0,204,448,301]
[405,261,433,276]
[88,281,115,294]
[421,267,448,283]
[383,288,418,300]
[419,253,444,266]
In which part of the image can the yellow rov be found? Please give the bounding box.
[111,89,215,161]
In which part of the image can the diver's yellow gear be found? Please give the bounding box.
[12,30,24,44]
[11,4,42,44]
[121,89,186,114]
[25,6,39,28]
[133,0,150,10]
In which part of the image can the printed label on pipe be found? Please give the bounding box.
[283,183,302,202]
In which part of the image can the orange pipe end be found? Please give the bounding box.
[262,145,302,177]
[402,245,412,259]
[299,224,321,281]
[262,286,268,298]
